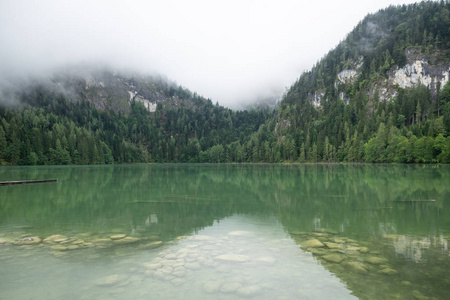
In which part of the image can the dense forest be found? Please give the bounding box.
[0,88,272,165]
[1,0,450,165]
[237,0,450,164]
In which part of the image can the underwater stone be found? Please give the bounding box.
[322,254,345,263]
[333,238,346,243]
[256,256,276,263]
[15,236,41,245]
[359,247,369,253]
[113,237,140,244]
[378,268,398,275]
[95,274,123,286]
[172,269,186,278]
[237,285,262,297]
[216,253,250,263]
[145,241,163,248]
[312,233,327,237]
[229,231,253,236]
[83,242,95,248]
[160,267,173,275]
[343,261,368,274]
[110,234,126,240]
[164,253,177,260]
[220,282,243,293]
[185,262,201,270]
[203,281,221,293]
[300,239,325,248]
[412,290,430,300]
[171,278,185,286]
[43,235,68,244]
[324,242,341,249]
[50,245,68,251]
[346,246,361,251]
[72,239,85,245]
[366,256,388,265]
[143,262,161,270]
[92,238,111,244]
[308,247,328,256]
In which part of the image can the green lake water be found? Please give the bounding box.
[0,164,449,299]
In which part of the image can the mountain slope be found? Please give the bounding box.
[1,1,450,165]
[0,67,272,165]
[244,0,450,163]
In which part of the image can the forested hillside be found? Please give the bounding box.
[234,0,450,163]
[1,1,450,165]
[0,82,272,165]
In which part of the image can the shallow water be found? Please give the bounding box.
[0,164,449,299]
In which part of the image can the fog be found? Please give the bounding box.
[0,0,420,109]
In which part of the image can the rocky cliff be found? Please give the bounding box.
[3,66,200,114]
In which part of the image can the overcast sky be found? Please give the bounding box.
[0,0,421,109]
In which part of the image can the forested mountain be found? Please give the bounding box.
[240,0,450,163]
[1,0,450,165]
[0,69,272,165]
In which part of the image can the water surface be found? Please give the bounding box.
[0,164,449,299]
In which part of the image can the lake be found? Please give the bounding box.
[0,164,449,299]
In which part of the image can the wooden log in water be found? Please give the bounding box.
[395,199,436,203]
[0,179,58,186]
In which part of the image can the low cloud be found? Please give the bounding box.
[0,0,419,109]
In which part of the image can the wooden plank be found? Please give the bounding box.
[0,179,58,186]
[395,199,436,203]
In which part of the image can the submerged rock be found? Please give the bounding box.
[95,274,124,286]
[221,282,243,293]
[366,256,388,265]
[0,237,10,244]
[256,256,276,263]
[185,262,201,270]
[322,254,345,263]
[216,253,250,263]
[143,262,161,270]
[308,247,329,256]
[43,234,68,244]
[378,267,398,275]
[229,231,253,236]
[343,261,368,274]
[15,237,41,245]
[359,247,370,253]
[324,242,341,249]
[50,245,68,251]
[72,239,84,245]
[92,238,112,245]
[113,237,140,244]
[145,241,162,248]
[237,285,262,297]
[412,289,430,300]
[203,281,221,293]
[110,234,126,240]
[300,239,325,248]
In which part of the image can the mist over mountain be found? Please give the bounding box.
[0,1,450,165]
[0,0,421,109]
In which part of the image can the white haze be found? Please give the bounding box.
[0,0,420,109]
